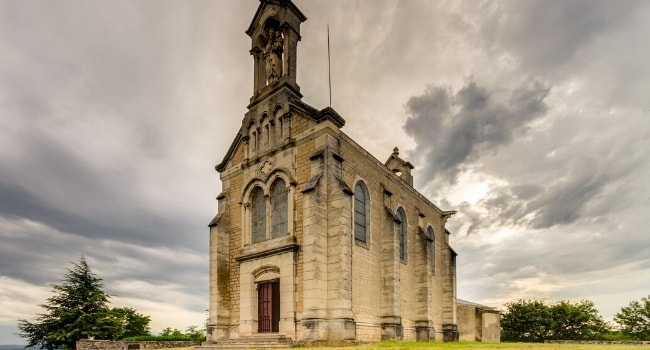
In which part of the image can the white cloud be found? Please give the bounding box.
[0,277,52,324]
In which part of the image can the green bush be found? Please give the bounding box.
[596,331,637,341]
[123,326,206,342]
[122,335,199,341]
[500,299,610,342]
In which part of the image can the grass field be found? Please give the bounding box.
[362,341,647,350]
[176,341,648,350]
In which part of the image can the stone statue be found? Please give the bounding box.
[264,28,283,85]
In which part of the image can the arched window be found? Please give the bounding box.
[354,182,368,244]
[270,178,288,238]
[396,207,407,262]
[427,226,435,273]
[251,186,266,243]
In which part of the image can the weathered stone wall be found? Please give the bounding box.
[481,311,500,342]
[457,304,477,341]
[211,114,459,343]
[76,340,200,350]
[457,301,500,342]
[210,100,330,342]
[337,131,456,342]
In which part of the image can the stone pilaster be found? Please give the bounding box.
[380,186,402,340]
[415,320,435,342]
[282,24,300,89]
[414,219,433,341]
[298,138,329,341]
[250,47,263,97]
[207,192,231,342]
[441,246,458,341]
[443,324,459,342]
[325,136,355,340]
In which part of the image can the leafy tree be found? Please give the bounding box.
[184,325,205,341]
[548,300,609,340]
[501,299,551,342]
[615,294,650,340]
[17,257,114,350]
[123,325,205,342]
[106,307,151,339]
[160,327,183,337]
[501,299,609,342]
[17,257,152,349]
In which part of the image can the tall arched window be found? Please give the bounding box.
[354,182,368,244]
[396,207,407,262]
[251,186,266,243]
[427,226,435,273]
[270,178,288,238]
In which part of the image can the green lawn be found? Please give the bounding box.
[307,341,647,350]
[356,342,643,350]
[183,342,648,350]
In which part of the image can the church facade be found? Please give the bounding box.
[207,0,459,344]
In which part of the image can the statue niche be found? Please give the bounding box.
[247,7,304,100]
[263,26,284,85]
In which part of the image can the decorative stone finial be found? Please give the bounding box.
[393,147,399,156]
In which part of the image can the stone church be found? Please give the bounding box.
[206,0,464,344]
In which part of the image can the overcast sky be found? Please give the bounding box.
[2,0,649,344]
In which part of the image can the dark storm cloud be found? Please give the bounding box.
[0,0,214,244]
[458,157,610,231]
[528,157,609,228]
[0,129,199,251]
[0,178,204,289]
[456,216,650,290]
[481,0,644,78]
[0,179,190,246]
[404,79,549,186]
[450,103,649,233]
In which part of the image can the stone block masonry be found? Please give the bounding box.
[77,340,200,350]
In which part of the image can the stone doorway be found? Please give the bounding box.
[257,280,280,333]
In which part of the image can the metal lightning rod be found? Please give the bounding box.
[327,23,332,107]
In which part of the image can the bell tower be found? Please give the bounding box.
[246,0,306,106]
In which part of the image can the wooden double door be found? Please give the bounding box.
[257,281,280,333]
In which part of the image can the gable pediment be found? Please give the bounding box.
[215,132,243,172]
[215,101,345,173]
[246,0,306,39]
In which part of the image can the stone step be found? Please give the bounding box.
[197,335,293,349]
[198,344,289,349]
[210,342,290,344]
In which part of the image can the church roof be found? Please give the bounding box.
[457,299,499,312]
[246,0,307,36]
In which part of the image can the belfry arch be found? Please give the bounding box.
[246,0,306,99]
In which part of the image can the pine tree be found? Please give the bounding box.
[18,257,114,350]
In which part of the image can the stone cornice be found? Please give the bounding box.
[236,241,299,262]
